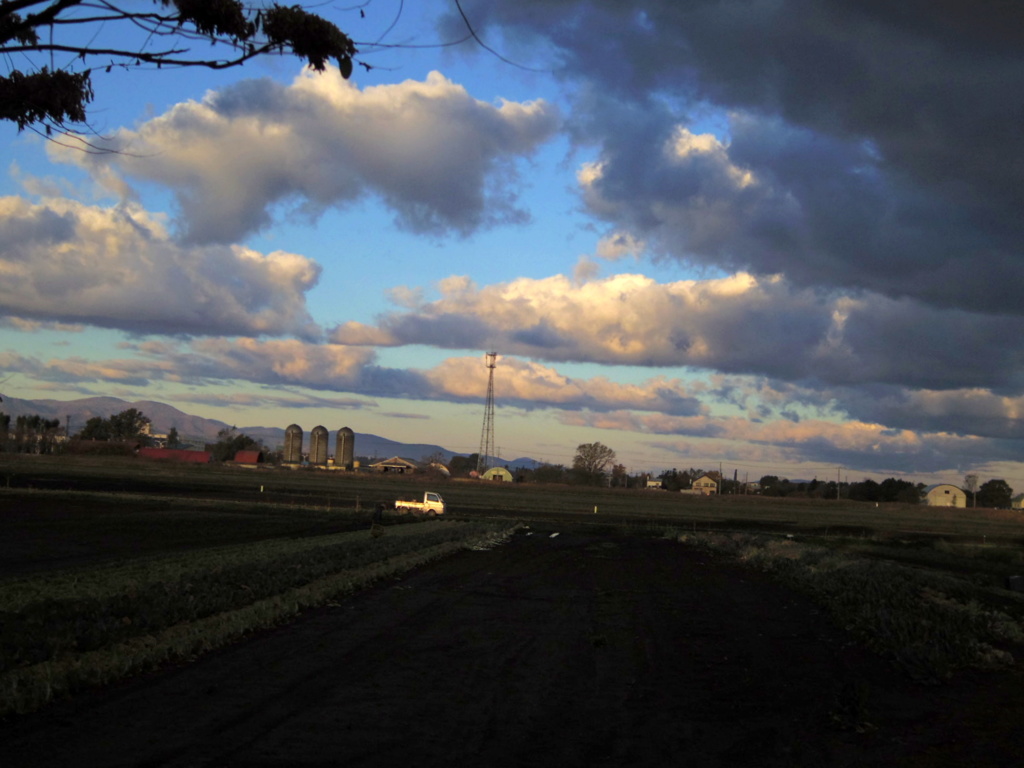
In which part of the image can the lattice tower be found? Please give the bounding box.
[477,352,497,473]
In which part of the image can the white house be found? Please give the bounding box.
[922,483,967,507]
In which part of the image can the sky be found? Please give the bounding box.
[2,0,1024,489]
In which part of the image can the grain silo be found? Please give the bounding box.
[284,424,303,464]
[310,425,329,466]
[336,426,355,471]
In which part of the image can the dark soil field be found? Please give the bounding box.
[4,528,1024,767]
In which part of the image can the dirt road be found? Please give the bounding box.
[3,530,1022,766]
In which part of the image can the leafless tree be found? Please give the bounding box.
[1,1,358,142]
[572,441,616,485]
[964,473,979,508]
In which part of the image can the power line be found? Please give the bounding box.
[476,352,497,473]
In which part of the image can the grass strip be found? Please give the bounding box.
[1,523,518,716]
[0,520,443,612]
[676,531,1024,683]
[0,522,497,672]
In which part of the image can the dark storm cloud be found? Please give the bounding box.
[175,391,375,412]
[628,406,1024,476]
[0,352,153,388]
[711,375,1024,446]
[761,432,1024,477]
[0,205,76,250]
[329,272,1024,396]
[376,312,491,350]
[454,0,1024,312]
[825,384,1024,442]
[828,301,1024,392]
[511,322,570,349]
[347,365,436,400]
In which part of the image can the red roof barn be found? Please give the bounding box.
[231,450,265,466]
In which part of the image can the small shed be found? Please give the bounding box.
[482,467,513,482]
[1012,494,1024,510]
[922,483,967,507]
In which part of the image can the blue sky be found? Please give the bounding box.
[3,1,1024,490]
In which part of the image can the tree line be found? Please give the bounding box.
[0,407,266,462]
[437,442,620,487]
[445,444,1019,509]
[2,414,1018,508]
[757,474,1014,508]
[0,413,62,453]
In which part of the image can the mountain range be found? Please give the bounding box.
[1,396,542,469]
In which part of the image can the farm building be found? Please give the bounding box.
[309,426,329,466]
[283,424,303,465]
[231,450,264,467]
[138,447,212,463]
[922,484,967,507]
[1012,494,1024,510]
[482,467,513,482]
[336,427,355,470]
[369,456,419,474]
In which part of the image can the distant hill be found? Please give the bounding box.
[1,395,541,468]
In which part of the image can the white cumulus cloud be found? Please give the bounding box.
[54,69,561,244]
[0,196,322,338]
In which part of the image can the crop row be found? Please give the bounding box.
[0,521,517,716]
[678,531,1024,683]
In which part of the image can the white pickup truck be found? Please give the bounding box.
[394,491,446,516]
